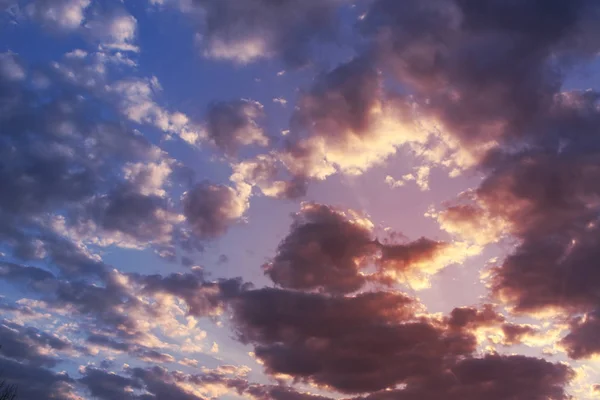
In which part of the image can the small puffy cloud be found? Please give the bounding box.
[189,0,344,66]
[25,0,91,31]
[202,99,268,156]
[273,97,287,106]
[560,310,600,359]
[179,358,199,368]
[384,175,404,188]
[210,342,219,353]
[0,52,25,81]
[122,160,172,197]
[86,11,139,52]
[182,182,250,240]
[230,154,308,200]
[107,77,201,142]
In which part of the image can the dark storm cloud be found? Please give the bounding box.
[351,354,573,400]
[264,203,376,294]
[204,99,268,156]
[229,288,475,393]
[189,0,344,66]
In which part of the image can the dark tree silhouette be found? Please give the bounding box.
[0,379,16,400]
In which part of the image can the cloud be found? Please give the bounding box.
[482,148,600,313]
[0,52,25,81]
[229,287,476,393]
[0,52,191,255]
[357,0,600,362]
[0,357,77,400]
[376,237,481,290]
[79,366,143,400]
[203,99,268,156]
[0,48,246,280]
[0,319,73,367]
[185,0,344,66]
[86,9,139,52]
[138,269,246,317]
[360,0,600,161]
[265,203,376,294]
[351,354,573,400]
[79,363,340,400]
[23,0,141,55]
[182,181,250,240]
[230,154,308,200]
[560,310,600,359]
[64,183,184,249]
[106,77,202,143]
[446,304,505,331]
[24,0,91,31]
[283,58,421,179]
[422,92,600,320]
[79,364,240,400]
[247,385,334,400]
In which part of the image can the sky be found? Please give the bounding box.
[0,0,600,399]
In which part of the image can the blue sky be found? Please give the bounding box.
[1,0,600,399]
